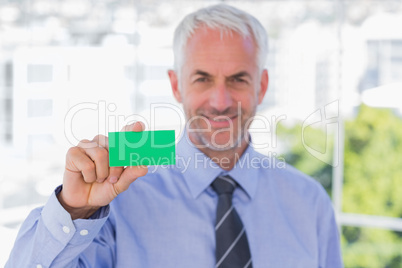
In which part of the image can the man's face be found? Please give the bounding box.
[169,27,268,151]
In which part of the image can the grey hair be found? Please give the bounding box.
[173,4,268,77]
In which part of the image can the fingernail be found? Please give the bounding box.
[110,176,118,184]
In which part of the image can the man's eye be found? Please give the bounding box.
[231,77,247,83]
[195,77,208,82]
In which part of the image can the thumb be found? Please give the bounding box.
[122,121,145,132]
[112,165,148,196]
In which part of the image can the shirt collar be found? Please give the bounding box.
[175,134,259,200]
[226,144,259,200]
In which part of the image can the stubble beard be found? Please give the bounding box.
[186,106,255,152]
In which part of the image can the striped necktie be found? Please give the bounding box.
[211,175,252,268]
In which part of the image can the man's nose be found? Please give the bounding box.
[209,83,233,112]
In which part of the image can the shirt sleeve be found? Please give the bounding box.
[5,186,115,268]
[317,192,344,268]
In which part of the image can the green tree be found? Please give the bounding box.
[277,105,402,267]
[276,119,334,195]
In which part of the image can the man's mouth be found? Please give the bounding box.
[203,115,238,128]
[212,117,231,121]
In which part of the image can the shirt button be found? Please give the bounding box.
[80,229,89,236]
[36,264,43,268]
[62,226,70,234]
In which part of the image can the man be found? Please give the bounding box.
[6,4,343,268]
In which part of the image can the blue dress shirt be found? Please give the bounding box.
[6,135,343,268]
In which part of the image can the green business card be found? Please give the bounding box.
[108,130,176,167]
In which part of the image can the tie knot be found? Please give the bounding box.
[211,176,237,195]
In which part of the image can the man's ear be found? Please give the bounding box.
[258,69,269,105]
[168,70,182,103]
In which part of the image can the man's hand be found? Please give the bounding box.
[58,122,148,220]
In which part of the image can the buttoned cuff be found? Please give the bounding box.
[41,185,110,246]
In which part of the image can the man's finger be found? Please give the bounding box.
[77,138,110,183]
[92,134,109,151]
[112,165,148,196]
[108,166,124,184]
[121,121,145,132]
[67,147,97,183]
[83,146,109,183]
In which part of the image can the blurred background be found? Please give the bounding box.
[0,0,402,267]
